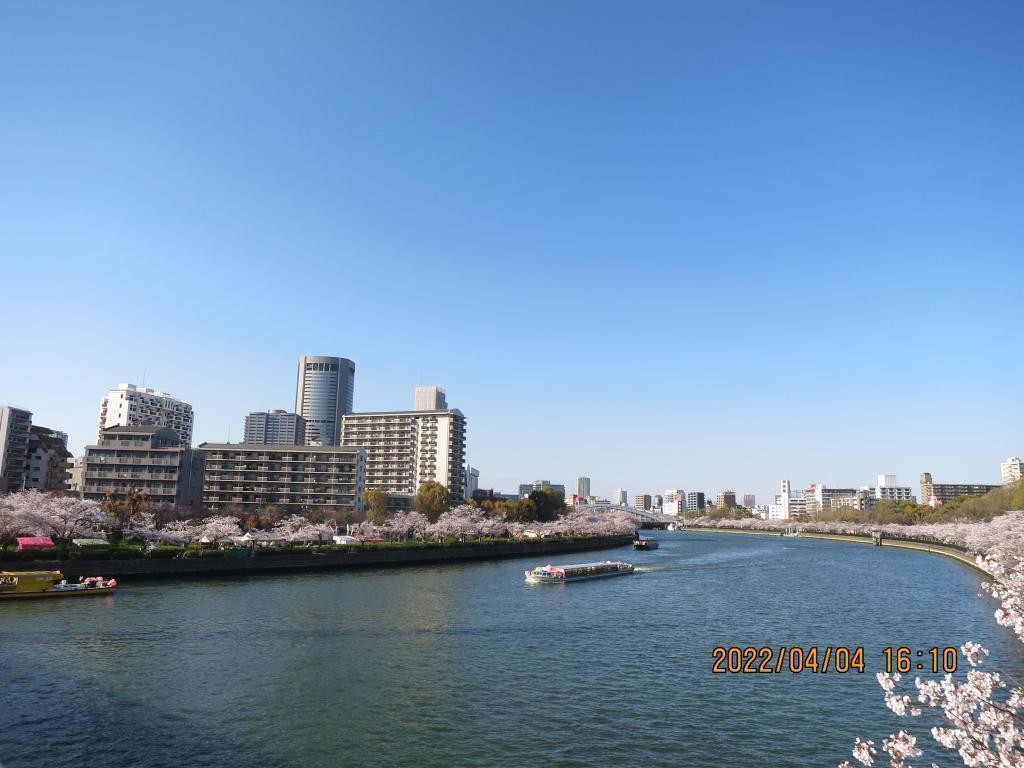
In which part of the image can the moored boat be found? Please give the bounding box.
[0,571,117,600]
[524,560,634,584]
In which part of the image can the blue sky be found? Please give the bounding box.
[1,1,1021,503]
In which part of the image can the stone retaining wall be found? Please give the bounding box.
[2,535,634,579]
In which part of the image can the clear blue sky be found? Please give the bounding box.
[1,1,1021,503]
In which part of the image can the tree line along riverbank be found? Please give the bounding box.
[683,526,984,573]
[0,534,634,579]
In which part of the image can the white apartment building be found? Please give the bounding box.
[613,488,627,505]
[664,489,687,516]
[1002,457,1023,486]
[341,394,467,504]
[769,479,807,519]
[98,384,194,445]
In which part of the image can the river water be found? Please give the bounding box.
[2,531,1022,768]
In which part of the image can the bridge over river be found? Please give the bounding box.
[576,503,677,529]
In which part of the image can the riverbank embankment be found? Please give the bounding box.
[1,534,633,579]
[685,526,985,573]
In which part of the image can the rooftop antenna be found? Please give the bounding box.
[227,425,232,444]
[141,360,147,388]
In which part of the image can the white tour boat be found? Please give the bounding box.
[524,560,634,584]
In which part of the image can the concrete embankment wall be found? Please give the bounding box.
[686,527,985,574]
[3,535,634,579]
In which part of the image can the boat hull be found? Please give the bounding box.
[525,568,634,584]
[0,587,115,600]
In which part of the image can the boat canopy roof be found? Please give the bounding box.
[16,536,55,549]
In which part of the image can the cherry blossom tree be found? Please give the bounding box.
[27,494,111,546]
[385,511,429,540]
[0,491,39,547]
[193,515,242,545]
[158,519,200,546]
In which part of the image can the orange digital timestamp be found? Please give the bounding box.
[710,646,866,674]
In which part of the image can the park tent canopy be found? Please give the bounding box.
[72,539,110,547]
[16,536,55,550]
[332,535,361,545]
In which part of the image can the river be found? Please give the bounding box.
[2,531,1021,767]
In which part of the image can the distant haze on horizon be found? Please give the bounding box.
[1,1,1021,505]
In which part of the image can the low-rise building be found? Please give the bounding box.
[82,426,205,511]
[199,443,365,516]
[519,480,566,498]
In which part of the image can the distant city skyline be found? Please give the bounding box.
[1,2,1021,505]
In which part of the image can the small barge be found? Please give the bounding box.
[525,561,634,584]
[633,534,659,550]
[0,571,117,600]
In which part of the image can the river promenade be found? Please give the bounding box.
[0,534,633,579]
[685,525,984,572]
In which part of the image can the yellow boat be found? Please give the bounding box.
[0,571,117,600]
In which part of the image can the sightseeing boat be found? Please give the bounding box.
[0,571,117,600]
[524,560,634,584]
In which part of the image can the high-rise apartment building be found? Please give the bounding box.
[415,386,447,411]
[742,494,755,509]
[652,494,664,509]
[295,356,355,446]
[715,490,737,508]
[1002,457,1023,486]
[244,410,306,445]
[0,406,32,493]
[98,384,194,445]
[634,494,652,510]
[24,426,72,492]
[686,491,705,511]
[576,476,591,499]
[613,488,628,505]
[920,472,999,507]
[341,390,466,504]
[199,443,364,516]
[82,426,205,510]
[465,465,480,499]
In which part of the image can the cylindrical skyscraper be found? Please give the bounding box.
[295,356,355,446]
